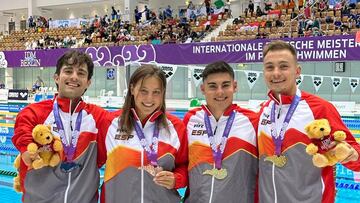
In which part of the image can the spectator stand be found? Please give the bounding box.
[215,1,360,42]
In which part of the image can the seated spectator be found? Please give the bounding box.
[56,37,63,48]
[304,3,311,18]
[233,17,240,24]
[84,35,92,44]
[94,19,100,28]
[298,0,304,9]
[151,37,161,44]
[313,17,321,29]
[335,1,342,10]
[265,19,272,28]
[150,10,157,22]
[305,18,314,30]
[318,0,327,11]
[274,2,281,10]
[290,10,298,19]
[256,29,267,38]
[48,39,56,49]
[38,38,45,49]
[25,40,32,50]
[239,16,245,24]
[80,25,88,35]
[187,9,196,20]
[334,17,342,29]
[280,0,288,10]
[312,27,322,36]
[70,35,77,47]
[347,18,355,29]
[31,39,37,50]
[298,16,306,27]
[342,27,350,35]
[349,2,356,9]
[288,0,295,10]
[275,18,283,27]
[342,4,350,16]
[356,19,360,28]
[325,16,334,24]
[99,16,105,27]
[297,27,304,36]
[264,2,272,12]
[233,16,245,24]
[304,28,312,37]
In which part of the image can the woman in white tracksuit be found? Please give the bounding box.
[98,65,188,202]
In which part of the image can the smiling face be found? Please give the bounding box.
[201,72,237,118]
[263,49,301,98]
[54,63,91,100]
[131,76,164,121]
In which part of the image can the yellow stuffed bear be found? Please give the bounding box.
[27,124,63,169]
[13,124,63,192]
[305,119,352,168]
[13,155,21,192]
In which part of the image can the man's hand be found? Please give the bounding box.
[340,143,359,164]
[153,171,175,189]
[21,151,39,168]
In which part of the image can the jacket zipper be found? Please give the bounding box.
[63,100,80,203]
[208,119,218,203]
[272,99,281,203]
[271,163,277,203]
[141,149,144,203]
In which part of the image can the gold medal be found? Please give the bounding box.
[142,165,156,176]
[139,165,163,176]
[265,155,287,167]
[203,168,228,179]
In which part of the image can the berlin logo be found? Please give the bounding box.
[21,51,41,67]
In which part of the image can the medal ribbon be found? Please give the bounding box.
[133,116,160,167]
[270,89,301,156]
[204,110,235,170]
[53,101,82,162]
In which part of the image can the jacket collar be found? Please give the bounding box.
[53,94,85,113]
[201,104,237,117]
[131,108,163,124]
[268,89,302,105]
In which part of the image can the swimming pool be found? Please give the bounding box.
[0,179,22,202]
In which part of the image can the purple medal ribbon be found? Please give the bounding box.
[270,90,301,156]
[53,101,82,163]
[204,110,235,170]
[133,117,160,167]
